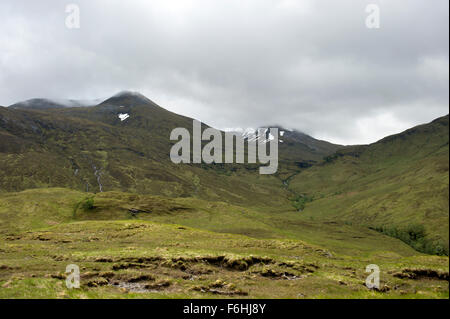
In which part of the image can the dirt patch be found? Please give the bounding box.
[277,261,317,273]
[112,262,149,270]
[110,279,171,293]
[365,283,391,293]
[5,235,22,241]
[50,273,66,280]
[192,255,274,271]
[0,265,15,271]
[191,280,248,296]
[111,281,148,293]
[34,234,51,241]
[144,280,171,290]
[393,268,449,281]
[94,257,114,262]
[104,254,274,272]
[99,271,115,278]
[128,208,151,215]
[112,273,155,283]
[127,274,154,282]
[87,277,109,287]
[80,271,100,279]
[258,268,304,280]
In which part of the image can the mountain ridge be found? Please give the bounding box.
[288,114,449,255]
[0,91,342,193]
[1,92,448,255]
[0,94,448,300]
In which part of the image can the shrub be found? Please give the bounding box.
[371,223,448,256]
[291,194,314,211]
[81,197,95,210]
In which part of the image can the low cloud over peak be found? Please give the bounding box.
[0,0,448,144]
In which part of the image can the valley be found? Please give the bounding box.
[0,92,448,298]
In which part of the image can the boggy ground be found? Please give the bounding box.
[0,219,448,299]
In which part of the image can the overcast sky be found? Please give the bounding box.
[0,0,448,144]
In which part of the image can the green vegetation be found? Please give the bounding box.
[291,194,314,211]
[371,224,448,256]
[80,197,95,211]
[0,216,448,299]
[0,187,448,298]
[0,94,338,207]
[289,115,449,255]
[0,93,448,298]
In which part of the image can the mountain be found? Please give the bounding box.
[1,91,448,252]
[99,90,157,107]
[288,115,449,254]
[230,126,341,177]
[0,93,448,298]
[272,127,342,177]
[0,91,339,208]
[9,98,102,109]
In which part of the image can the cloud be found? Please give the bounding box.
[0,0,448,144]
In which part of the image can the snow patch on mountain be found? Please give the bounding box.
[118,113,130,121]
[224,127,282,144]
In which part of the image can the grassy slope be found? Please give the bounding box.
[0,216,448,299]
[0,105,292,208]
[0,129,448,298]
[0,188,423,256]
[0,98,448,298]
[0,94,338,207]
[0,188,446,299]
[289,115,449,253]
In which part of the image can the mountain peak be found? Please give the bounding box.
[9,98,99,109]
[99,90,156,107]
[111,90,148,99]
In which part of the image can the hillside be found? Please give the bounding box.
[288,115,449,255]
[0,188,448,298]
[0,93,448,299]
[9,98,100,109]
[0,92,339,208]
[231,126,341,178]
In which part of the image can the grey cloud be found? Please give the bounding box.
[0,0,448,144]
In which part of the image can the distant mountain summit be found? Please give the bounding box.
[98,90,158,108]
[228,125,342,175]
[0,90,345,201]
[9,98,101,110]
[0,91,448,245]
[8,91,156,110]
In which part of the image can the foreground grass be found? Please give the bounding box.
[0,219,448,298]
[0,188,448,299]
[0,188,424,256]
